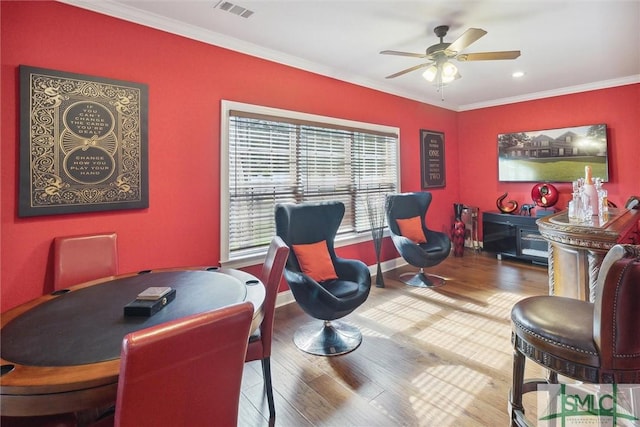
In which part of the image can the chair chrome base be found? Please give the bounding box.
[399,271,445,288]
[293,320,362,356]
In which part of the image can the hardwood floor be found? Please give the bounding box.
[239,251,549,426]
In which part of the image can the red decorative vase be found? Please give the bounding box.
[452,204,465,257]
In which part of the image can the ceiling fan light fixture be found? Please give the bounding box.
[380,24,521,101]
[441,74,455,84]
[441,61,458,80]
[422,60,458,84]
[422,65,438,82]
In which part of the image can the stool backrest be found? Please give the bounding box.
[593,244,640,372]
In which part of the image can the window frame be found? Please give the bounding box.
[220,100,400,268]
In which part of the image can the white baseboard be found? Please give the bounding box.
[275,256,406,308]
[275,289,296,308]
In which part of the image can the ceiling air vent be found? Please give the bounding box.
[215,1,254,18]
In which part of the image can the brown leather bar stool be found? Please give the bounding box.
[509,244,640,427]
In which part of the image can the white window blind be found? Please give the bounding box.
[221,101,399,263]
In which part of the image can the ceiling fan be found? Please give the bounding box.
[381,25,521,95]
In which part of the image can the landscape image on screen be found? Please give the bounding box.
[498,124,608,182]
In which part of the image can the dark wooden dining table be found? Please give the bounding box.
[0,266,265,418]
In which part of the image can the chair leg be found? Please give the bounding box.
[293,320,362,356]
[509,346,526,427]
[399,268,445,288]
[510,344,547,427]
[261,357,276,419]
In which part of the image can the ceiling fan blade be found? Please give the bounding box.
[444,28,487,55]
[380,50,427,58]
[385,62,433,79]
[456,51,521,61]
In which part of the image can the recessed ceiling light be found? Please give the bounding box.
[512,71,525,78]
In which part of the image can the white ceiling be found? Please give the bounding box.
[62,0,640,111]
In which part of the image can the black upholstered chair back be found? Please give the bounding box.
[386,192,432,237]
[275,201,343,273]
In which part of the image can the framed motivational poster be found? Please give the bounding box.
[19,65,148,217]
[420,129,446,189]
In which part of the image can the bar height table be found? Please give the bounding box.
[537,208,639,301]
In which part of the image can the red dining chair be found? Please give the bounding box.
[245,236,289,419]
[3,233,118,427]
[92,302,254,427]
[53,232,119,290]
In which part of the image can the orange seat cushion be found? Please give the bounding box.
[396,216,427,243]
[292,241,338,282]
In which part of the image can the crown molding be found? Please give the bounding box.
[59,1,457,107]
[58,1,639,113]
[458,75,640,112]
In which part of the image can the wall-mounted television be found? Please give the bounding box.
[498,124,609,182]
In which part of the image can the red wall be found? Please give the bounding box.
[458,85,640,224]
[1,1,459,310]
[2,2,638,311]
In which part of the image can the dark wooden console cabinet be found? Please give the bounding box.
[482,211,548,265]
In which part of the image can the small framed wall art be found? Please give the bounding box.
[19,65,149,217]
[420,129,446,188]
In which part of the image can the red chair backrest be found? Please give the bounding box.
[114,302,254,427]
[251,236,289,358]
[53,232,118,290]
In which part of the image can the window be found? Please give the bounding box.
[220,101,399,266]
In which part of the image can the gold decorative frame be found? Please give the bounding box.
[19,65,148,216]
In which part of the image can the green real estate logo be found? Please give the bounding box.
[538,384,640,426]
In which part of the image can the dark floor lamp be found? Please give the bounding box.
[366,194,387,288]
